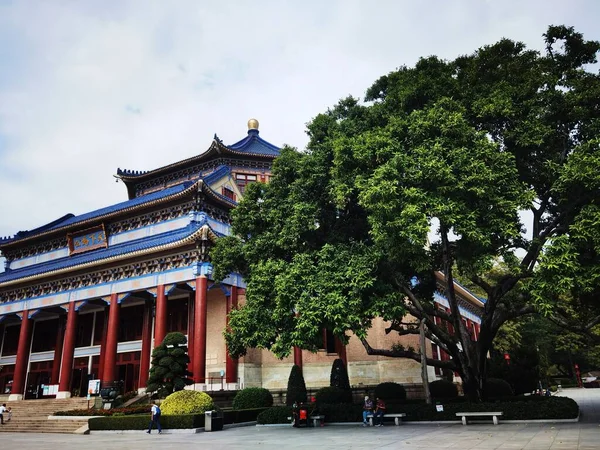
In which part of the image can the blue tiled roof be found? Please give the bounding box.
[202,165,231,185]
[227,130,281,156]
[0,222,204,284]
[1,181,196,244]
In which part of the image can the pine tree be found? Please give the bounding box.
[146,332,193,398]
[286,364,307,405]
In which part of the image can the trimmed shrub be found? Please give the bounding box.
[257,406,293,424]
[484,378,514,399]
[374,382,407,401]
[223,408,269,424]
[254,396,579,424]
[232,387,273,410]
[429,380,458,399]
[147,332,193,398]
[89,413,205,430]
[330,358,351,391]
[315,386,352,404]
[161,390,214,415]
[286,364,307,406]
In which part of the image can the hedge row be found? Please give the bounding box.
[89,408,268,430]
[55,405,151,416]
[256,397,579,424]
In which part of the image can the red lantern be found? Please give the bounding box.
[503,353,511,365]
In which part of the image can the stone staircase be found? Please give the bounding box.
[0,397,92,434]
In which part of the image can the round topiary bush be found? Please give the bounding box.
[429,380,458,399]
[374,382,407,401]
[160,390,214,415]
[232,387,273,410]
[315,386,352,404]
[484,378,514,398]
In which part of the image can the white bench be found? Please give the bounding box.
[366,413,406,426]
[456,411,503,425]
[287,415,325,427]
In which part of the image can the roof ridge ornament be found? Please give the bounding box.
[248,118,259,135]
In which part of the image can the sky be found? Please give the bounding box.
[0,0,599,255]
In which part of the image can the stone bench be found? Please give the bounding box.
[456,411,503,425]
[366,413,406,426]
[287,415,325,427]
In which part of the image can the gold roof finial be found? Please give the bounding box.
[248,118,259,130]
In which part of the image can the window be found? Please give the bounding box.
[236,173,257,193]
[222,186,236,201]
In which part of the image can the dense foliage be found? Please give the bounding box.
[315,386,352,404]
[429,380,458,399]
[212,25,600,401]
[232,387,274,410]
[160,390,214,415]
[257,406,293,424]
[286,364,307,406]
[374,382,407,401]
[484,378,514,399]
[146,332,193,397]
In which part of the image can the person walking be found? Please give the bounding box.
[147,402,162,434]
[373,397,386,427]
[0,403,6,425]
[362,395,373,426]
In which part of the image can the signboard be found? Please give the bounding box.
[436,404,444,412]
[68,225,108,255]
[88,379,101,396]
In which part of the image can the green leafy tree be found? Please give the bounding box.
[286,364,307,406]
[146,332,193,398]
[212,26,600,401]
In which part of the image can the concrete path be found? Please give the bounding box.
[560,387,600,423]
[0,422,599,449]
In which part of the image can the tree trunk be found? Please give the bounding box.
[420,319,432,404]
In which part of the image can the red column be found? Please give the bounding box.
[97,306,108,381]
[58,302,78,395]
[335,336,347,366]
[293,310,303,369]
[138,299,153,389]
[193,276,208,383]
[51,316,65,384]
[293,346,303,369]
[225,285,238,383]
[11,310,32,399]
[187,293,195,370]
[154,285,167,346]
[102,294,120,383]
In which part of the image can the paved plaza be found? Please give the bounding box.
[0,389,598,449]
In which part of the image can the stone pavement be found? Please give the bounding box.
[561,387,600,423]
[1,388,599,449]
[0,422,599,449]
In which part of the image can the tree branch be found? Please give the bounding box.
[359,337,457,370]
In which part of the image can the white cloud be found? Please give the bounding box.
[0,0,597,247]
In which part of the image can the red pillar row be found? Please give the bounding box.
[58,302,78,394]
[102,293,120,383]
[11,310,32,398]
[154,285,167,347]
[193,276,208,383]
[138,299,153,389]
[97,306,109,383]
[225,285,239,383]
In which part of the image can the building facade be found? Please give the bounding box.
[0,120,483,400]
